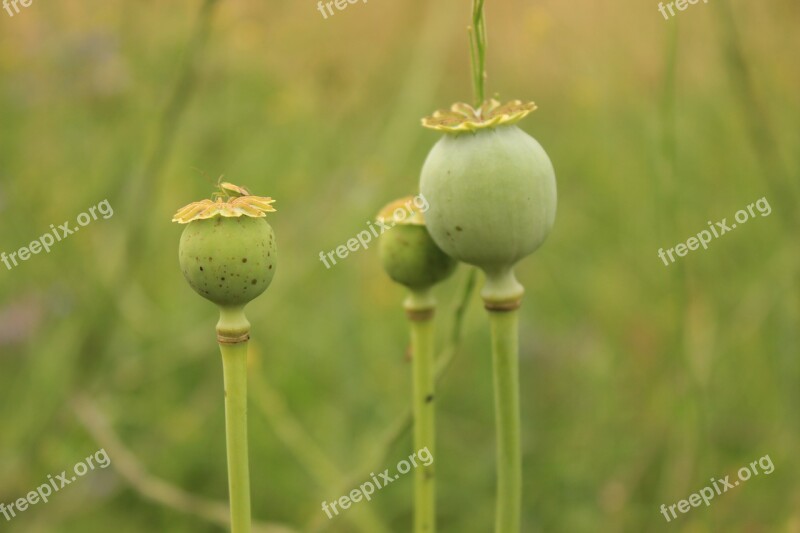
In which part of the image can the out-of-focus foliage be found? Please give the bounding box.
[0,0,798,531]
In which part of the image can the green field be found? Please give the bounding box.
[0,1,798,531]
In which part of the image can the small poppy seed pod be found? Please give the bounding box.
[377,197,457,293]
[172,181,276,531]
[420,100,557,306]
[173,183,277,340]
[377,197,449,529]
[178,216,276,307]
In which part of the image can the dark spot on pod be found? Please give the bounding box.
[425,394,434,403]
[199,266,204,271]
[208,257,213,261]
[242,258,248,263]
[455,226,462,231]
[268,265,272,270]
[221,277,226,281]
[251,279,257,285]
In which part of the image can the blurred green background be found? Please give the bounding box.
[0,0,798,531]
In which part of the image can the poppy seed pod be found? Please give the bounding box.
[420,100,557,305]
[377,197,457,292]
[172,181,278,532]
[376,197,450,530]
[173,184,277,308]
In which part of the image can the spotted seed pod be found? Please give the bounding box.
[377,196,457,291]
[173,184,277,307]
[419,100,556,283]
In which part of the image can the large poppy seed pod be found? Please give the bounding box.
[420,100,557,307]
[173,184,277,310]
[377,196,457,292]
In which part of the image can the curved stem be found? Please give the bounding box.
[406,290,437,533]
[469,0,487,107]
[488,308,521,533]
[220,340,252,533]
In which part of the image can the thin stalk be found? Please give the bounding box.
[217,306,253,533]
[488,308,521,533]
[75,0,221,386]
[220,340,253,533]
[409,313,436,532]
[469,0,487,107]
[125,0,221,270]
[405,290,437,533]
[309,269,478,533]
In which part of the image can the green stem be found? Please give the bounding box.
[405,290,436,533]
[220,341,252,533]
[481,268,524,310]
[488,308,521,533]
[311,269,478,533]
[218,306,252,533]
[469,0,487,107]
[218,305,252,343]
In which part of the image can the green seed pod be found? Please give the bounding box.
[377,196,457,292]
[173,180,276,530]
[179,217,276,307]
[173,183,277,308]
[420,100,557,305]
